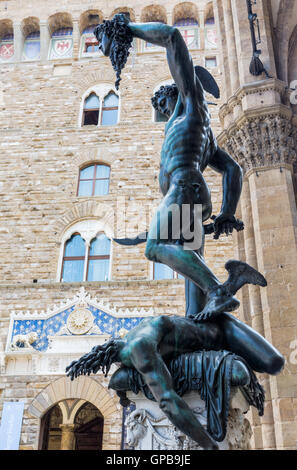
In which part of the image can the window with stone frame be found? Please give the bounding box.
[205,56,217,68]
[153,262,183,280]
[80,25,101,57]
[82,90,119,127]
[61,231,111,282]
[23,31,40,61]
[77,163,110,197]
[61,233,86,282]
[83,93,100,126]
[173,17,199,49]
[205,16,217,49]
[87,234,110,282]
[49,27,73,60]
[101,92,119,126]
[0,33,14,61]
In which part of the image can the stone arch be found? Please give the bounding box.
[140,4,167,24]
[79,9,103,34]
[288,24,297,84]
[273,0,296,82]
[28,376,118,420]
[0,19,13,39]
[73,146,114,170]
[48,12,73,36]
[28,376,121,450]
[172,2,199,25]
[54,200,115,239]
[21,16,40,38]
[109,7,136,22]
[205,2,214,23]
[76,70,115,97]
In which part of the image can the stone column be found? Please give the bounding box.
[198,11,205,50]
[248,165,297,450]
[72,21,80,60]
[219,109,297,449]
[13,22,23,62]
[230,0,276,86]
[59,424,76,450]
[221,0,239,94]
[240,178,276,450]
[213,0,231,102]
[40,21,50,61]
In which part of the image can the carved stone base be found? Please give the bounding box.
[125,390,252,450]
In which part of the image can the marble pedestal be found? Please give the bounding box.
[125,389,252,450]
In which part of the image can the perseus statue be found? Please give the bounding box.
[95,14,249,321]
[66,15,285,450]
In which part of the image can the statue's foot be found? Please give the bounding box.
[190,286,240,322]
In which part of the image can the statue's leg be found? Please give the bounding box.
[145,172,220,294]
[146,171,239,316]
[220,313,285,375]
[185,237,207,316]
[128,334,218,449]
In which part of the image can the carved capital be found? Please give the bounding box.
[218,113,297,174]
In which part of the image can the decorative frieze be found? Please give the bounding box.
[4,287,153,375]
[125,391,252,450]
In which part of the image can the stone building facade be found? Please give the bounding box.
[0,0,296,450]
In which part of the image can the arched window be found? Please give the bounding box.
[61,233,86,282]
[153,262,183,280]
[101,92,119,126]
[205,16,217,49]
[23,31,40,60]
[81,90,119,127]
[61,231,111,282]
[0,33,14,61]
[173,18,199,49]
[83,93,100,126]
[77,164,110,196]
[87,234,110,281]
[80,25,100,57]
[49,27,73,59]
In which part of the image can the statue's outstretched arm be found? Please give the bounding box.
[208,147,243,238]
[127,21,202,103]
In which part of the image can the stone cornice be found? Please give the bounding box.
[244,163,293,180]
[219,79,288,120]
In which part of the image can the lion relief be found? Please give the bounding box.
[11,331,38,350]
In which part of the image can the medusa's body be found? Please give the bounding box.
[67,312,284,449]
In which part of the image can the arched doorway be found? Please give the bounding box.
[74,402,104,450]
[39,404,62,450]
[38,400,104,450]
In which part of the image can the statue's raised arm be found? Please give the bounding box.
[94,14,204,104]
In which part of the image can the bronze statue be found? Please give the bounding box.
[66,311,283,448]
[96,15,249,322]
[66,15,285,450]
